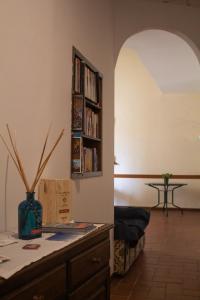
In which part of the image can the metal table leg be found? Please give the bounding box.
[172,188,183,214]
[164,189,168,217]
[151,187,161,208]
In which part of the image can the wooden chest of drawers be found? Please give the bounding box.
[0,224,112,300]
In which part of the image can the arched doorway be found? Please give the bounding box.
[114,29,200,208]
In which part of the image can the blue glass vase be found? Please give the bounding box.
[18,192,42,240]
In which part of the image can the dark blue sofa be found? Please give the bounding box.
[114,206,150,275]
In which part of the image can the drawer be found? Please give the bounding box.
[68,239,110,290]
[68,266,109,300]
[3,264,66,300]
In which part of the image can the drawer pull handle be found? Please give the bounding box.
[33,295,44,300]
[92,257,101,263]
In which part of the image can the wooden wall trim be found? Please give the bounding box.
[114,174,200,179]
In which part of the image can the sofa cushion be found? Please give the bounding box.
[114,206,150,223]
[114,219,141,244]
[125,218,148,233]
[114,206,150,245]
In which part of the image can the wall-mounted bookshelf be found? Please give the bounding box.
[71,47,103,178]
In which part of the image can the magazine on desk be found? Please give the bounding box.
[42,222,96,234]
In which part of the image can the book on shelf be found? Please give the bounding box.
[82,147,98,172]
[72,159,81,172]
[72,132,81,137]
[72,95,84,130]
[85,107,99,138]
[93,147,98,172]
[83,147,92,172]
[84,65,97,103]
[97,76,102,103]
[71,137,82,173]
[42,222,96,234]
[74,56,81,93]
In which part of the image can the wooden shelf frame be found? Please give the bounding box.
[71,47,103,178]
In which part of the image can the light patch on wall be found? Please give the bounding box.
[124,29,200,93]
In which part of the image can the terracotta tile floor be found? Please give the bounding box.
[111,210,200,300]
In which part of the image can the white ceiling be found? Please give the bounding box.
[124,30,200,93]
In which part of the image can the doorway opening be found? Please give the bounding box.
[114,29,200,209]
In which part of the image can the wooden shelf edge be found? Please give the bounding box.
[71,171,103,179]
[82,135,101,142]
[114,174,200,179]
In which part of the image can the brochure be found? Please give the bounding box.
[42,222,96,234]
[47,232,79,241]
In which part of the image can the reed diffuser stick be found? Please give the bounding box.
[4,155,9,232]
[6,125,30,192]
[0,134,21,174]
[0,133,29,191]
[36,124,52,174]
[1,125,64,193]
[30,125,52,193]
[30,129,64,192]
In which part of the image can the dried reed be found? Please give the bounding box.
[0,125,64,193]
[30,128,64,192]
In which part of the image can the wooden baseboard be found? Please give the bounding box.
[144,207,200,211]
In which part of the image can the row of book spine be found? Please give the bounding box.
[84,66,97,103]
[71,137,81,173]
[85,107,99,138]
[82,147,98,172]
[71,137,99,173]
[72,96,83,130]
[74,56,102,105]
[74,57,81,93]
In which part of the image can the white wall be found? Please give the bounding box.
[0,0,114,231]
[115,47,200,208]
